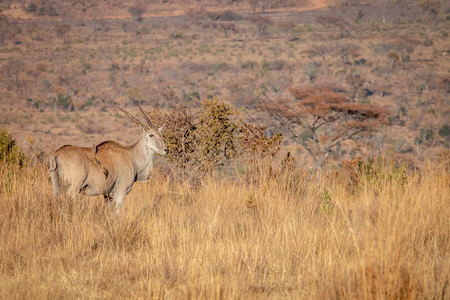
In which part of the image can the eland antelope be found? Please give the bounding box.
[49,105,168,213]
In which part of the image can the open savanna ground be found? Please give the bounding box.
[0,157,449,298]
[0,0,449,165]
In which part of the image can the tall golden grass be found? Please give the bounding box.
[0,158,448,299]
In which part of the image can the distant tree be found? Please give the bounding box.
[334,43,360,64]
[218,22,239,38]
[418,0,442,17]
[185,9,241,38]
[261,0,270,13]
[248,0,260,15]
[355,9,364,23]
[316,15,351,38]
[185,7,207,26]
[438,124,450,144]
[303,45,333,61]
[128,1,146,22]
[4,59,23,89]
[345,74,365,99]
[26,3,38,13]
[0,14,20,44]
[27,0,59,17]
[417,0,442,46]
[248,15,273,38]
[263,88,387,168]
[387,50,400,74]
[55,23,71,44]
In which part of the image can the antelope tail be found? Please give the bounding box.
[49,154,60,197]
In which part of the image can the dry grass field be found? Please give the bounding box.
[0,157,449,299]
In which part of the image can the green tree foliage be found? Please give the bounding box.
[195,98,239,172]
[151,98,281,179]
[0,129,26,167]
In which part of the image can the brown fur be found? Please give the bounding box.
[50,107,168,213]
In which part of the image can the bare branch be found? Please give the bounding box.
[260,87,387,168]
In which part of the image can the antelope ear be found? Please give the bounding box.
[158,124,166,133]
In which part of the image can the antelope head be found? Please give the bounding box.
[118,105,169,156]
